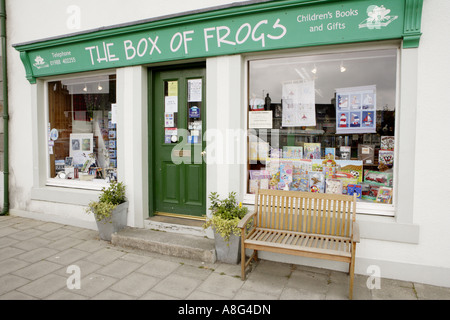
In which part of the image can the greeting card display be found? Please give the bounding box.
[336,85,376,134]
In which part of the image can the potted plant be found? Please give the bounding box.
[203,191,249,264]
[86,181,128,241]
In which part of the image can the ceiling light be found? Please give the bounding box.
[340,62,346,72]
[83,84,87,92]
[311,64,317,74]
[97,83,103,91]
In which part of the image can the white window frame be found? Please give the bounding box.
[242,41,402,218]
[28,69,117,209]
[43,71,117,191]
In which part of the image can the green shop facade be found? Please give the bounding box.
[12,0,438,284]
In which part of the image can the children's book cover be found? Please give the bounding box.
[283,146,303,159]
[358,144,375,164]
[364,170,393,187]
[347,184,362,198]
[334,160,363,183]
[326,179,343,194]
[338,177,358,195]
[340,146,351,160]
[280,162,293,185]
[304,143,321,159]
[308,171,324,193]
[325,148,336,160]
[381,136,395,151]
[378,150,394,166]
[376,187,393,204]
[249,170,260,180]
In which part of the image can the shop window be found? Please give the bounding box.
[47,74,117,186]
[247,49,397,205]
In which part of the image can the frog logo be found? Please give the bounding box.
[359,5,398,29]
[33,55,49,69]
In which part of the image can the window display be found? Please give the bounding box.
[47,74,117,185]
[247,49,397,204]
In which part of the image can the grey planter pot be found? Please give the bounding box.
[214,232,241,264]
[95,201,129,241]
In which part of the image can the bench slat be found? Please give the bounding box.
[245,233,352,258]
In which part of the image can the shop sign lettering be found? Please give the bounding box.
[82,18,287,67]
[17,0,405,81]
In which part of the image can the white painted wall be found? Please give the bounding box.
[5,0,450,288]
[5,0,249,227]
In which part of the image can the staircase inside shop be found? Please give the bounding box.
[111,215,216,264]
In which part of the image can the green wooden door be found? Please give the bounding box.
[151,66,206,217]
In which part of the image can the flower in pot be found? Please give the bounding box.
[86,181,128,241]
[203,191,248,264]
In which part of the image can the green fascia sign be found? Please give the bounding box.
[14,0,423,83]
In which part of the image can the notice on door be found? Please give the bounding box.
[168,81,178,96]
[165,96,178,113]
[249,111,273,129]
[188,79,202,102]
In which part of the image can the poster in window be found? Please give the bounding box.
[281,81,316,127]
[70,133,93,166]
[336,85,376,134]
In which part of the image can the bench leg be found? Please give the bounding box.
[241,249,258,281]
[241,245,246,280]
[349,242,356,300]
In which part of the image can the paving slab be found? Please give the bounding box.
[12,260,62,280]
[1,215,449,302]
[110,272,160,297]
[97,259,142,278]
[16,274,68,299]
[151,273,202,299]
[136,258,181,278]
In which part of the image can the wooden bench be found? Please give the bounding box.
[238,189,360,299]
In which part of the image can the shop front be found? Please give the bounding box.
[12,0,450,287]
[14,0,421,219]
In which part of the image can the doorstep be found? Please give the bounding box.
[144,214,207,237]
[111,226,216,264]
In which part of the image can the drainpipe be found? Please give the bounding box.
[0,0,8,216]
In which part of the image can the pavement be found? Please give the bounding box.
[1,214,450,302]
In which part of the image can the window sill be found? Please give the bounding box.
[46,178,108,191]
[31,185,102,206]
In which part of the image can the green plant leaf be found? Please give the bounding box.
[85,181,126,221]
[203,192,249,242]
